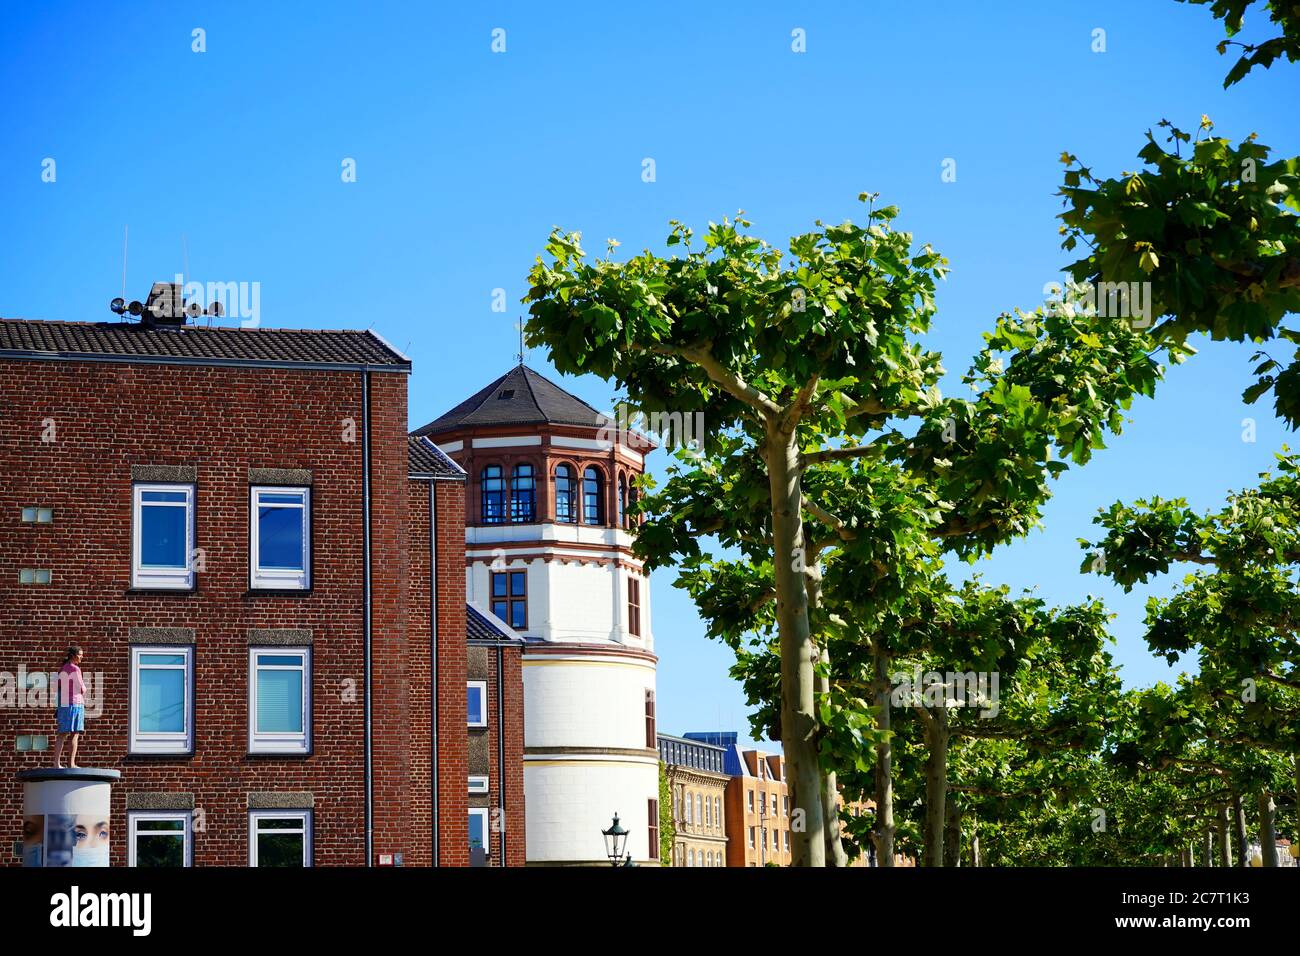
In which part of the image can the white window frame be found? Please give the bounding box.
[132,483,195,589]
[467,680,487,728]
[468,775,489,794]
[128,811,192,867]
[248,647,311,754]
[250,486,311,590]
[129,646,194,754]
[248,810,312,867]
[468,807,490,855]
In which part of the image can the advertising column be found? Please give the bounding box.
[17,768,120,867]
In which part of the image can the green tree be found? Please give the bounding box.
[526,201,1161,864]
[1059,1,1300,424]
[1083,452,1300,862]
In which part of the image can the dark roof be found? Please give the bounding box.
[467,604,525,644]
[407,436,465,479]
[0,318,410,371]
[413,364,609,436]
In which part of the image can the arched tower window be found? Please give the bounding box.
[618,474,627,528]
[511,464,536,523]
[627,483,639,528]
[481,465,505,524]
[554,464,576,523]
[582,466,604,525]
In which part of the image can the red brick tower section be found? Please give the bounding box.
[491,644,525,866]
[406,439,470,866]
[405,437,473,863]
[367,372,411,865]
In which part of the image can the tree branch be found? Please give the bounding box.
[676,343,782,417]
[801,444,882,468]
[804,499,856,543]
[781,374,821,435]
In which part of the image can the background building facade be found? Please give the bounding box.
[658,733,728,867]
[416,365,659,865]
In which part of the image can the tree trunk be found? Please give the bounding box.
[919,705,949,867]
[1203,830,1213,868]
[1258,791,1278,867]
[1217,803,1232,867]
[1233,792,1249,867]
[806,579,847,868]
[766,428,824,866]
[943,798,962,867]
[872,643,895,868]
[970,817,981,868]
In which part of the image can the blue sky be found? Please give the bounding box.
[3,2,1297,749]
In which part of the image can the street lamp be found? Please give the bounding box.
[602,813,630,866]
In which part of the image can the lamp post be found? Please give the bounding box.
[602,813,632,867]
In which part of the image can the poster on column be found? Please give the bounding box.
[19,769,117,867]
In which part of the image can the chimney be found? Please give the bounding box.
[143,282,186,326]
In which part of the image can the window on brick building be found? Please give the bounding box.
[129,812,192,867]
[132,483,195,589]
[250,486,310,590]
[554,464,576,523]
[747,790,754,813]
[582,467,604,525]
[783,795,789,816]
[618,474,626,528]
[481,465,505,524]
[772,793,778,815]
[748,827,755,848]
[249,810,311,867]
[510,464,536,523]
[468,775,489,794]
[248,648,311,754]
[627,577,641,636]
[491,570,527,630]
[129,646,194,754]
[468,807,490,865]
[648,798,659,861]
[714,796,721,828]
[644,689,655,748]
[467,680,487,728]
[784,830,790,851]
[696,794,703,828]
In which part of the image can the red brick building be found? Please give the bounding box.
[0,302,524,867]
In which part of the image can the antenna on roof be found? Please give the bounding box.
[119,225,129,319]
[516,317,526,366]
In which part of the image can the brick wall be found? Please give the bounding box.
[0,358,407,866]
[406,478,468,866]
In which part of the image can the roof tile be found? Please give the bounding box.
[0,318,409,370]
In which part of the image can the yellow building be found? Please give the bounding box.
[658,734,729,866]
